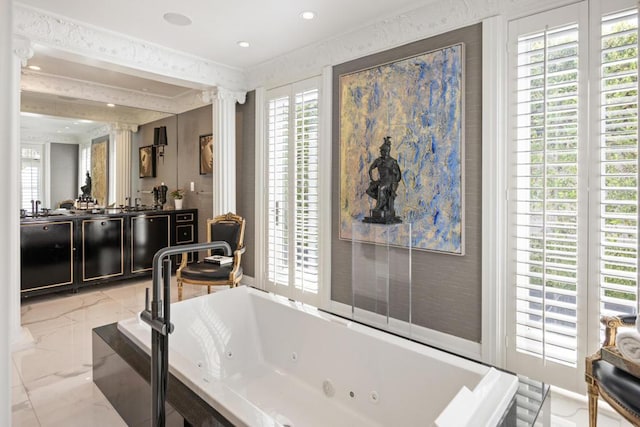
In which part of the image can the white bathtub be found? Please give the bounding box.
[117,286,517,427]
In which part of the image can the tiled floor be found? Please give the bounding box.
[10,277,635,426]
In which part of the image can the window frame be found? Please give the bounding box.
[256,75,326,307]
[504,0,639,393]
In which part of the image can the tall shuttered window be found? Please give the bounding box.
[507,2,638,391]
[265,78,320,304]
[599,9,638,319]
[21,145,43,211]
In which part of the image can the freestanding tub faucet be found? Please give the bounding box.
[140,241,231,427]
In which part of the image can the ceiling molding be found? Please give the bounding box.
[245,0,576,89]
[88,124,112,140]
[21,70,207,114]
[21,129,79,144]
[20,93,169,125]
[14,3,248,91]
[246,0,492,88]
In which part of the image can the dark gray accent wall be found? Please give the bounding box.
[50,143,79,207]
[176,105,214,240]
[236,91,256,277]
[331,24,483,342]
[133,106,213,242]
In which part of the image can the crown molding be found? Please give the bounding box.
[88,125,112,140]
[21,129,79,144]
[13,3,247,91]
[13,35,33,66]
[20,70,207,114]
[20,91,171,125]
[246,0,576,89]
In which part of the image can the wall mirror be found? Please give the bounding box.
[18,50,204,211]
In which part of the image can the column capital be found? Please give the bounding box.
[202,87,247,105]
[110,123,139,133]
[13,36,33,66]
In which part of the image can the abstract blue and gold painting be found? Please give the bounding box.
[339,43,464,254]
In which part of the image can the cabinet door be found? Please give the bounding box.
[171,210,199,265]
[82,218,124,281]
[21,221,74,292]
[131,214,170,273]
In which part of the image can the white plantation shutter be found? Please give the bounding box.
[21,145,43,211]
[267,95,290,286]
[512,21,581,367]
[266,78,320,303]
[508,2,640,392]
[294,89,319,292]
[599,9,638,319]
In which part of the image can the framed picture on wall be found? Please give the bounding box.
[139,145,156,178]
[91,135,109,205]
[199,134,213,175]
[338,43,465,255]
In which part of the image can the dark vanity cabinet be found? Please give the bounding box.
[20,220,75,293]
[130,214,171,273]
[81,217,124,282]
[20,209,198,297]
[172,211,197,264]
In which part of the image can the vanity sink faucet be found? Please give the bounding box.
[31,200,41,216]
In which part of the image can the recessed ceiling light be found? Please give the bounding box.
[300,11,316,20]
[27,65,41,71]
[163,12,192,26]
[107,103,115,107]
[79,119,93,123]
[237,41,250,48]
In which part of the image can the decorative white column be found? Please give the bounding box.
[1,3,15,423]
[203,87,246,216]
[110,123,138,206]
[10,36,34,352]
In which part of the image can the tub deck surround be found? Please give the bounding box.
[109,286,518,426]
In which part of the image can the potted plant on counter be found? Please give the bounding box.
[170,188,185,210]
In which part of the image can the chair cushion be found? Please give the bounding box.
[181,262,242,281]
[593,359,640,417]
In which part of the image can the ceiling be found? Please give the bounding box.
[17,0,428,69]
[17,0,430,137]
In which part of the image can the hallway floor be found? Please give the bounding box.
[11,278,634,426]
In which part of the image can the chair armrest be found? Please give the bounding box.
[176,252,189,277]
[601,315,638,347]
[229,246,245,279]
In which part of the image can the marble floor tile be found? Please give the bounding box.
[12,383,40,427]
[27,372,126,427]
[550,389,633,427]
[14,321,96,386]
[21,291,107,337]
[12,356,22,385]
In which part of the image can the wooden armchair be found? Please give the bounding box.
[176,212,246,301]
[585,314,640,426]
